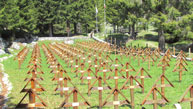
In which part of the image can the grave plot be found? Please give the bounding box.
[14,46,29,69]
[16,44,47,108]
[173,50,188,82]
[2,40,193,108]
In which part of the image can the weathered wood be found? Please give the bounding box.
[16,90,47,108]
[134,67,152,93]
[60,88,90,108]
[141,86,169,109]
[121,75,143,109]
[179,84,193,109]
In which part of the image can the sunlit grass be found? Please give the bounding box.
[2,40,193,109]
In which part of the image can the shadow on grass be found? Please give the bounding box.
[89,104,132,109]
[1,96,16,108]
[144,34,158,41]
[105,34,129,47]
[88,106,100,109]
[135,91,143,94]
[120,104,132,108]
[168,43,193,52]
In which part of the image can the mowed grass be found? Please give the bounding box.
[126,39,159,48]
[2,40,193,109]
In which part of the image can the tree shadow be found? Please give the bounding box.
[168,43,193,52]
[144,34,158,41]
[105,34,129,47]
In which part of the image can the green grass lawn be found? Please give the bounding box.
[2,40,193,109]
[126,39,159,48]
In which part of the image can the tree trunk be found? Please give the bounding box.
[0,33,3,49]
[146,23,148,31]
[66,20,70,37]
[49,23,53,37]
[158,29,165,52]
[113,24,116,33]
[131,23,135,39]
[85,25,88,34]
[39,25,44,36]
[74,23,77,34]
[128,25,131,34]
[12,31,16,41]
[116,25,119,33]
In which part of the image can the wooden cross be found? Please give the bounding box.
[173,62,188,82]
[153,74,174,97]
[145,53,155,70]
[60,88,91,109]
[16,89,47,108]
[158,56,170,74]
[15,47,29,69]
[120,62,136,78]
[52,64,63,81]
[98,62,112,83]
[71,59,79,75]
[92,58,102,76]
[88,76,112,108]
[177,50,187,59]
[25,69,44,81]
[54,77,74,98]
[178,84,193,109]
[151,49,160,61]
[136,49,145,66]
[141,86,169,109]
[121,75,143,109]
[134,67,152,93]
[21,78,45,93]
[102,68,130,109]
[176,57,188,66]
[165,49,172,58]
[102,88,130,109]
[75,63,88,84]
[108,68,125,80]
[80,68,97,95]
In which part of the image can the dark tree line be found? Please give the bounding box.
[0,0,193,51]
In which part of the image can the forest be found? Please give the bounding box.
[0,0,193,51]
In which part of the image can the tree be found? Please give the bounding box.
[4,0,21,38]
[33,0,58,37]
[16,0,38,34]
[0,0,6,38]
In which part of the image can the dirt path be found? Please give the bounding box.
[0,71,8,108]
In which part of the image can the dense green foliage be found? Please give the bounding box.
[0,0,104,37]
[0,0,193,50]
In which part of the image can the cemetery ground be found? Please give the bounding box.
[1,39,193,109]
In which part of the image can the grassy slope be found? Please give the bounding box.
[2,40,193,109]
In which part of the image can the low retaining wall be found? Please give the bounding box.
[92,36,112,45]
[38,36,90,41]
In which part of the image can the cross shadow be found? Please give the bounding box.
[0,96,15,108]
